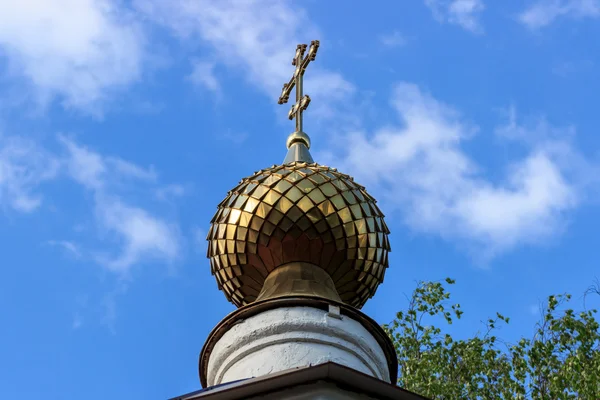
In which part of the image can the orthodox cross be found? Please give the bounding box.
[278,40,320,134]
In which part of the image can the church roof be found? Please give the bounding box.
[171,362,430,400]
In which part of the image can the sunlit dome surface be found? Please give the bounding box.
[206,161,391,309]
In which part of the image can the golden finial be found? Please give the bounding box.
[278,40,320,151]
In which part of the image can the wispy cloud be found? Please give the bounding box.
[155,183,187,201]
[519,0,600,29]
[70,294,89,330]
[135,0,312,93]
[379,31,408,48]
[59,137,181,272]
[188,59,221,94]
[219,129,249,145]
[134,0,355,123]
[552,60,595,78]
[94,196,180,272]
[3,132,183,273]
[58,134,157,188]
[58,135,107,190]
[0,135,59,212]
[46,240,82,259]
[101,285,126,334]
[72,313,84,330]
[321,82,590,261]
[0,0,146,114]
[424,0,485,33]
[106,157,157,182]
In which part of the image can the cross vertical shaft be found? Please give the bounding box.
[278,40,319,140]
[295,61,304,134]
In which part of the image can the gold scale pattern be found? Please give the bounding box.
[206,161,391,309]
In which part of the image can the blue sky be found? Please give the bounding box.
[1,0,599,398]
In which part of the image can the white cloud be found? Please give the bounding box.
[101,287,121,334]
[188,59,220,94]
[95,196,180,272]
[379,31,408,48]
[218,130,249,145]
[58,135,107,190]
[155,183,187,201]
[59,136,181,272]
[71,294,89,330]
[321,82,586,260]
[106,157,157,182]
[0,0,145,113]
[519,0,600,29]
[0,131,182,272]
[425,0,485,32]
[135,0,308,92]
[0,136,59,212]
[72,313,84,329]
[47,240,82,258]
[552,60,595,78]
[494,106,580,148]
[59,135,156,187]
[134,0,355,120]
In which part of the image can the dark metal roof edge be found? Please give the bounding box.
[168,378,250,400]
[178,362,429,400]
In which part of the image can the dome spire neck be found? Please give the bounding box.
[278,40,319,163]
[284,131,314,163]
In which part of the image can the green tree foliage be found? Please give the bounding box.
[384,278,600,399]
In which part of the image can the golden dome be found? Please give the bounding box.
[206,161,391,309]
